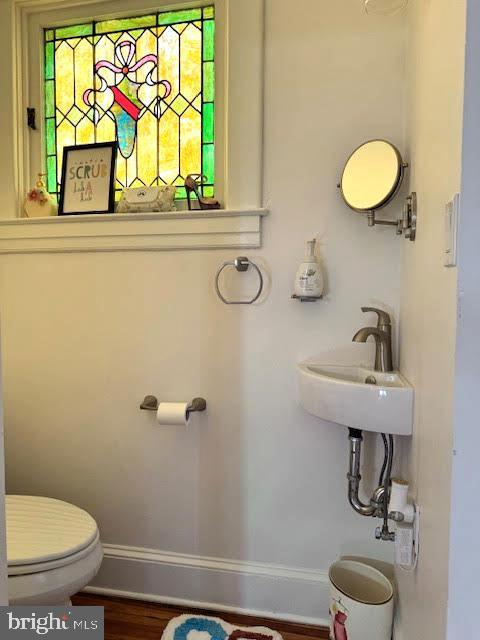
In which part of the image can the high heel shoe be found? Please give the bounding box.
[184,174,221,210]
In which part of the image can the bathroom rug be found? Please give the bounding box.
[161,614,283,640]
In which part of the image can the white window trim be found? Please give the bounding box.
[5,0,266,252]
[0,208,268,253]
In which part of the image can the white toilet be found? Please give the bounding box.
[6,495,103,605]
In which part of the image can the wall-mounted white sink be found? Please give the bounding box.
[298,363,414,435]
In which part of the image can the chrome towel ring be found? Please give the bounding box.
[215,256,264,305]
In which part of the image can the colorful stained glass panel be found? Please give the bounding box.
[44,6,215,200]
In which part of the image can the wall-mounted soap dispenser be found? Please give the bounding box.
[292,239,324,302]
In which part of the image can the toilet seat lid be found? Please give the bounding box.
[6,495,98,567]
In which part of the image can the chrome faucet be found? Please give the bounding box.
[352,307,393,373]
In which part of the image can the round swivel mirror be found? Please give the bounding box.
[338,139,416,241]
[340,140,404,212]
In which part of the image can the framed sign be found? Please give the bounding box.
[58,142,117,215]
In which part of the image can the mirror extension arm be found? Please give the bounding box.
[367,210,401,230]
[368,193,417,241]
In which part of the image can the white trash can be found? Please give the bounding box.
[329,560,393,640]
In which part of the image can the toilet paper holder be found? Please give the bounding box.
[140,395,207,417]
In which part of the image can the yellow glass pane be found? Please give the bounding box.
[74,39,93,111]
[137,83,157,111]
[96,113,115,142]
[180,106,201,178]
[55,42,74,115]
[137,111,158,186]
[76,116,94,144]
[126,146,138,187]
[56,118,75,177]
[93,83,114,116]
[172,23,188,35]
[180,23,201,101]
[157,27,180,104]
[116,156,127,188]
[159,109,179,183]
[135,28,157,84]
[94,35,115,87]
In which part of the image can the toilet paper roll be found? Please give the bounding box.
[156,402,190,426]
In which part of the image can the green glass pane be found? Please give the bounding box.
[202,144,214,184]
[44,80,54,118]
[55,23,93,39]
[203,20,215,61]
[158,8,201,26]
[203,102,214,143]
[47,156,57,194]
[46,119,56,156]
[95,15,156,34]
[203,186,214,197]
[203,6,215,19]
[45,29,54,41]
[45,42,54,80]
[203,62,214,102]
[175,186,187,200]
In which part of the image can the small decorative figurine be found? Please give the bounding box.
[24,174,58,218]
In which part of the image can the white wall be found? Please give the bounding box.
[0,0,406,622]
[447,0,480,635]
[395,1,466,639]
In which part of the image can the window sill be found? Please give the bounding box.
[0,209,268,254]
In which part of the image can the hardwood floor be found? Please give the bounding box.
[72,593,330,640]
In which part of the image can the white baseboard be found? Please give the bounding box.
[88,543,330,627]
[83,585,329,627]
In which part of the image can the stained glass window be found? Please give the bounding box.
[44,6,215,200]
